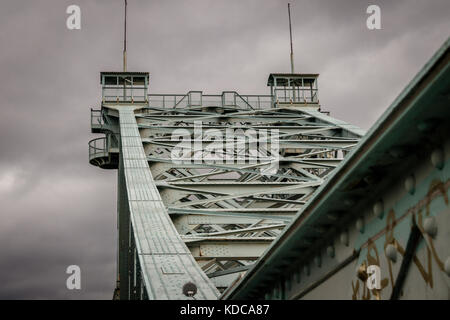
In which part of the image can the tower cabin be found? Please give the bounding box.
[100,72,149,105]
[267,73,319,108]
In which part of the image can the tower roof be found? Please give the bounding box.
[267,73,319,86]
[100,71,149,84]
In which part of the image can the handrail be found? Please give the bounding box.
[239,95,272,110]
[234,91,255,110]
[88,137,107,160]
[147,92,274,110]
[88,134,120,160]
[274,88,318,104]
[148,94,188,108]
[91,108,103,127]
[102,84,148,103]
[174,93,188,109]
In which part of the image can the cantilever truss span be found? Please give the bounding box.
[89,82,364,300]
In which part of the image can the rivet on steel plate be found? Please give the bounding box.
[431,149,444,170]
[404,175,415,195]
[386,244,397,262]
[373,200,384,219]
[423,216,437,238]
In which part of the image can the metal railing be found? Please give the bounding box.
[238,94,272,110]
[148,94,188,108]
[148,91,273,110]
[91,108,103,127]
[102,85,148,103]
[274,88,318,104]
[89,137,108,161]
[88,133,120,161]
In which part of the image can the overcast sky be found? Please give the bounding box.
[0,0,449,299]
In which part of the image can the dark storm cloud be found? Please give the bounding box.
[0,0,448,299]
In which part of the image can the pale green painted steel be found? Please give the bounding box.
[225,37,450,300]
[118,106,219,299]
[89,69,365,299]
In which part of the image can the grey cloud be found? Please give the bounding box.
[0,0,449,298]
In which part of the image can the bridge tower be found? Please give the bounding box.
[89,69,364,299]
[268,73,319,107]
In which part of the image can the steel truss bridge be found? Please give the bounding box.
[89,72,364,299]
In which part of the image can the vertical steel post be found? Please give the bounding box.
[288,3,294,74]
[122,1,128,101]
[123,0,127,72]
[288,4,296,101]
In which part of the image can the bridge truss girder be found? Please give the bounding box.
[90,100,363,299]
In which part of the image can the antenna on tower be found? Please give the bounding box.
[288,3,294,74]
[123,0,127,72]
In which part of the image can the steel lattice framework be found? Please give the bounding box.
[89,72,364,299]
